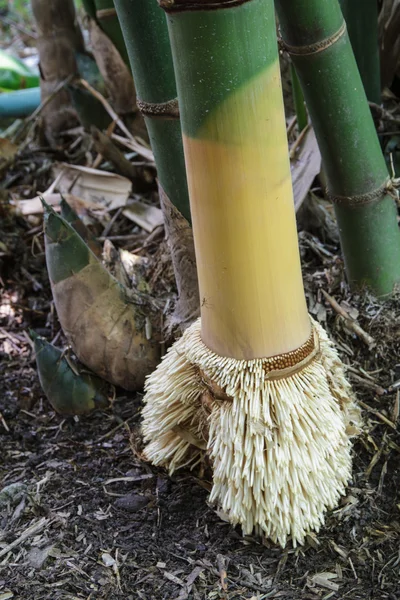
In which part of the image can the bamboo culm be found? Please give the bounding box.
[276,0,400,295]
[339,0,381,104]
[113,0,190,222]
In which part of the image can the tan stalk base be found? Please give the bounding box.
[142,318,361,547]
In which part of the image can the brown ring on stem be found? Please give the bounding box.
[200,321,319,398]
[283,20,347,56]
[327,177,390,206]
[136,97,180,119]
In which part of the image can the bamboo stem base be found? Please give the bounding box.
[142,318,361,547]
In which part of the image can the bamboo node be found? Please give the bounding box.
[261,329,318,377]
[159,0,253,12]
[136,97,180,119]
[283,21,347,57]
[327,177,391,207]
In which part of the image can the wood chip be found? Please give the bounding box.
[322,290,376,348]
[309,572,340,591]
[0,517,50,558]
[164,571,185,586]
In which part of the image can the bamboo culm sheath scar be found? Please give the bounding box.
[142,0,361,546]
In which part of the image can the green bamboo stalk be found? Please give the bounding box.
[82,0,130,67]
[275,0,400,295]
[113,0,190,222]
[339,0,381,104]
[290,63,307,132]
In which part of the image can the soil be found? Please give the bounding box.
[2,183,400,600]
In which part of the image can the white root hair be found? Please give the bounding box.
[141,318,361,547]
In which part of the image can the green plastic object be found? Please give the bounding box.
[0,49,39,91]
[275,0,400,295]
[0,87,40,118]
[32,331,109,415]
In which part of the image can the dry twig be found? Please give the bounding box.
[322,290,376,348]
[0,517,51,559]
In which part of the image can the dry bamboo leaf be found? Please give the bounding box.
[14,192,99,216]
[14,192,62,215]
[0,137,17,163]
[159,184,200,334]
[123,200,164,232]
[111,133,154,163]
[309,572,340,591]
[291,127,321,212]
[53,163,132,211]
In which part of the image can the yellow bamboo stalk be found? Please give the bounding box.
[184,61,310,359]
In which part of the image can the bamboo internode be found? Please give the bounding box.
[276,0,400,295]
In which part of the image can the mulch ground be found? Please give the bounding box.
[2,181,400,600]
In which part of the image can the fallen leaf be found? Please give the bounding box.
[53,163,132,211]
[291,127,321,212]
[123,200,163,232]
[0,482,27,507]
[13,191,99,216]
[0,137,17,163]
[114,493,150,513]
